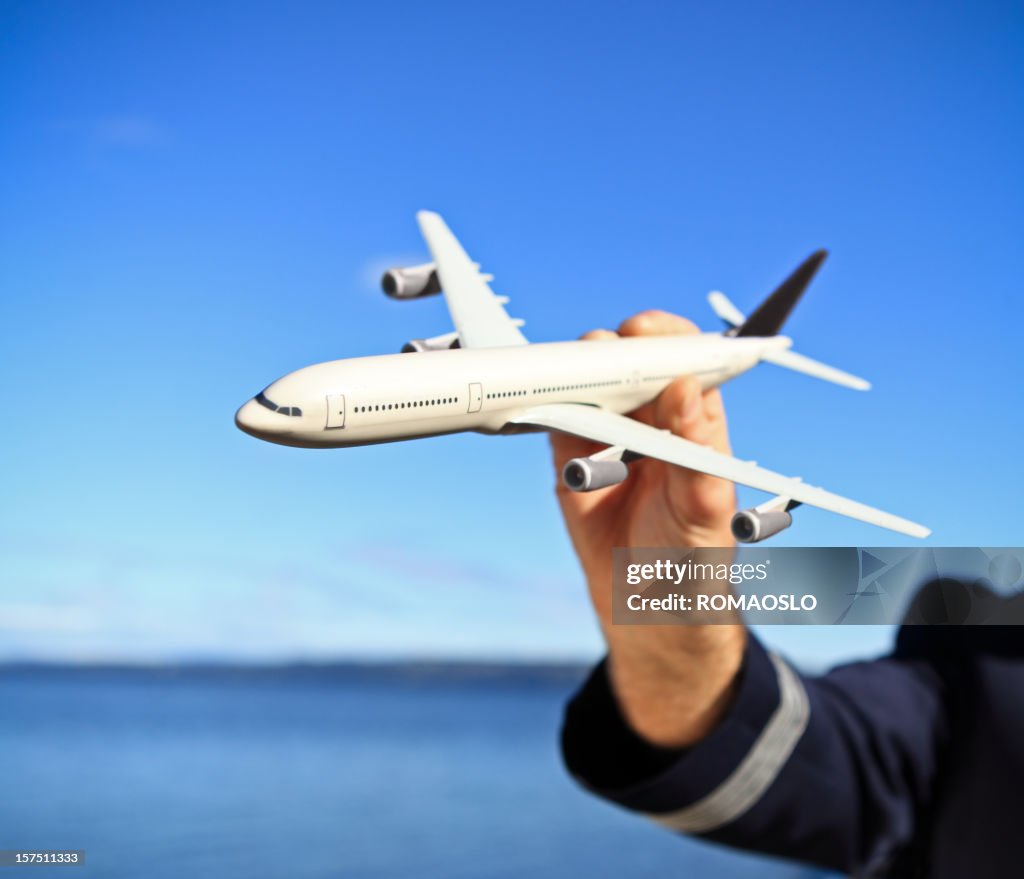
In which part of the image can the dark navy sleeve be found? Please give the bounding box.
[561,634,950,877]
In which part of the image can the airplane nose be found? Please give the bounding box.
[235,398,266,438]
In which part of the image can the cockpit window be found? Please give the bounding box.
[256,392,302,417]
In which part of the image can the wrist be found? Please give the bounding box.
[605,624,747,748]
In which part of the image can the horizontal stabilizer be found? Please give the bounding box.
[708,278,869,391]
[708,291,746,328]
[762,348,870,391]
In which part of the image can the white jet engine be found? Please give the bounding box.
[562,446,630,492]
[731,497,799,543]
[401,331,461,353]
[382,262,442,299]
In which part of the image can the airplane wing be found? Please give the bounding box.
[417,211,529,349]
[509,403,930,538]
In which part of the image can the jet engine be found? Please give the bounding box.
[381,262,442,299]
[562,456,629,492]
[731,500,797,543]
[401,331,461,353]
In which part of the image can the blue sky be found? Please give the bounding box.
[1,1,1022,663]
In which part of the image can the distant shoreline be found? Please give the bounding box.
[0,658,590,686]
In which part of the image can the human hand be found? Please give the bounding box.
[550,310,745,747]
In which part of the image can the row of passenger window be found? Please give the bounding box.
[534,379,623,394]
[486,379,624,402]
[354,397,459,414]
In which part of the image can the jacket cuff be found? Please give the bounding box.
[561,634,796,822]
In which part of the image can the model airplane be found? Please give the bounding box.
[236,211,929,542]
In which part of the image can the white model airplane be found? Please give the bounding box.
[236,211,929,542]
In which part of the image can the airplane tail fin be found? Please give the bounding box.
[735,250,828,337]
[707,251,870,391]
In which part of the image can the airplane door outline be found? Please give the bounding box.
[326,394,346,429]
[467,383,482,414]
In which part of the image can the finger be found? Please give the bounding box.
[618,310,700,338]
[699,387,731,456]
[654,376,709,445]
[628,405,654,427]
[653,376,736,525]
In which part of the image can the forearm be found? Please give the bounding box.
[582,545,747,750]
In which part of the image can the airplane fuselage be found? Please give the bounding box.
[235,333,788,449]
